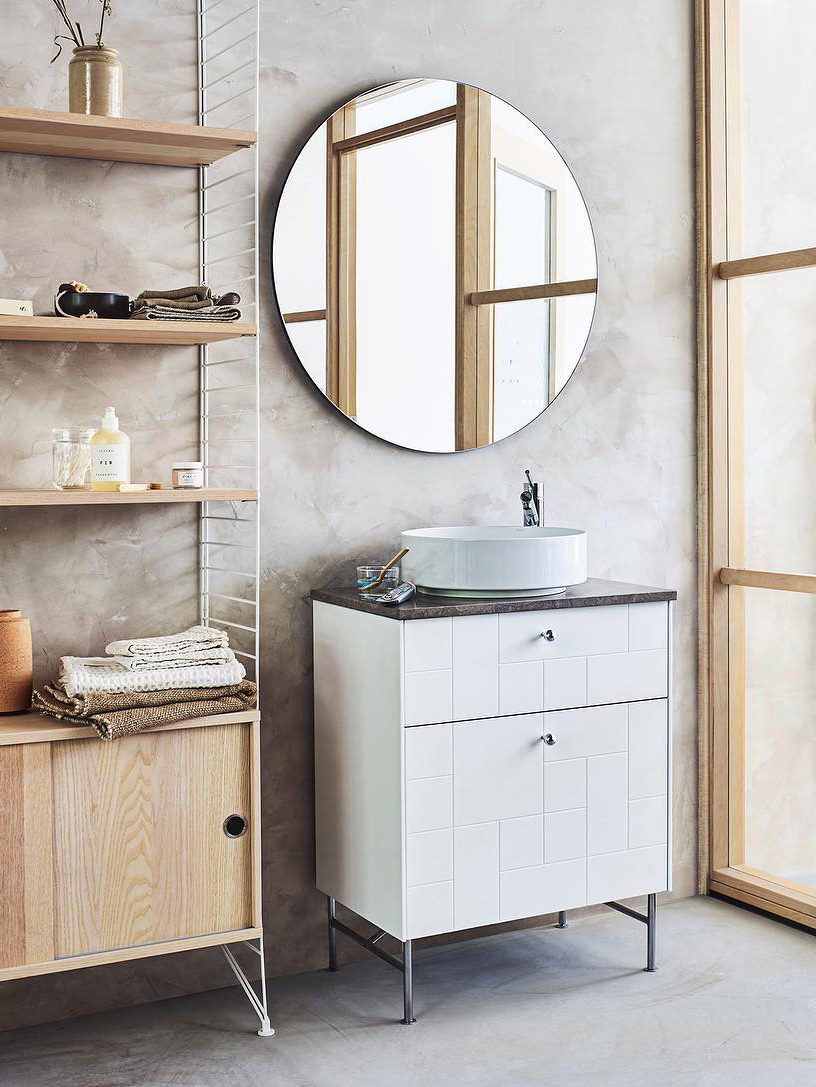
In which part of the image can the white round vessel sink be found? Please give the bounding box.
[401,526,588,598]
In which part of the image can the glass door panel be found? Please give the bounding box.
[743,588,816,890]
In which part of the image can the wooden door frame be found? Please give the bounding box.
[698,0,816,924]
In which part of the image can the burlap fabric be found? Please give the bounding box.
[32,680,257,741]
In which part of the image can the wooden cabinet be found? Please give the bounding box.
[0,712,261,982]
[313,589,674,946]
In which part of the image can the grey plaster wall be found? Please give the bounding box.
[0,0,696,1030]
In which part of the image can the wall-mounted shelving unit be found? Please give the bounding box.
[0,0,270,1038]
[0,106,256,166]
[0,487,258,506]
[0,315,256,344]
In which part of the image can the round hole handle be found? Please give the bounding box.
[541,733,556,746]
[540,629,555,641]
[223,813,248,839]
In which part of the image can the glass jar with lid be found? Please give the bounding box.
[52,427,95,490]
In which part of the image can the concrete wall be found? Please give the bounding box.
[0,0,696,1029]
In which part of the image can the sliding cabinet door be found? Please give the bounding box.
[701,0,816,926]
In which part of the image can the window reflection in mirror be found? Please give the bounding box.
[273,78,597,453]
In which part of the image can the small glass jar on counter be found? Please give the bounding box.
[172,461,204,489]
[52,427,95,490]
[357,565,400,595]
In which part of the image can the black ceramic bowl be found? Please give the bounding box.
[54,291,130,320]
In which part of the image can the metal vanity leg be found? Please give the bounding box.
[556,910,568,929]
[221,937,275,1037]
[645,893,657,972]
[327,896,338,971]
[402,939,416,1025]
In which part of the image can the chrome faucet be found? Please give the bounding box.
[520,470,542,527]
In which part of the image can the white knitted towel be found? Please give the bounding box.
[113,648,235,672]
[105,625,229,659]
[60,655,245,697]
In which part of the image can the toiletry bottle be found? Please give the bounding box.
[90,406,131,491]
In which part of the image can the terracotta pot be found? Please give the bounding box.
[68,46,123,118]
[0,610,33,713]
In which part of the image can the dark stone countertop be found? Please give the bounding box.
[311,578,677,621]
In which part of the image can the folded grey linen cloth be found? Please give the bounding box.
[135,285,212,303]
[33,680,257,741]
[135,297,216,311]
[130,303,242,322]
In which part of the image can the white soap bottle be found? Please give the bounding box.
[90,407,131,491]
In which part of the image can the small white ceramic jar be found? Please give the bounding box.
[172,461,204,489]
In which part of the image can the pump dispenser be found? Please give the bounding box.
[90,406,131,491]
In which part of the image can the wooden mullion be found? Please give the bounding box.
[283,309,326,324]
[706,0,732,878]
[474,90,492,448]
[470,278,598,307]
[695,0,712,894]
[326,105,357,415]
[325,111,343,405]
[720,568,816,593]
[724,0,746,869]
[455,84,479,451]
[330,105,456,154]
[718,245,816,279]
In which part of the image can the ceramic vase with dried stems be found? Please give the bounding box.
[68,46,123,117]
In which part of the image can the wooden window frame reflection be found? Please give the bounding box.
[320,83,597,450]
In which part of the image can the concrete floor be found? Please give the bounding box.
[2,896,816,1087]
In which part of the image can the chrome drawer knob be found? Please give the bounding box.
[540,629,555,641]
[542,733,556,746]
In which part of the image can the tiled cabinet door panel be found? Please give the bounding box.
[453,714,544,826]
[586,752,627,856]
[586,649,667,705]
[452,615,499,720]
[405,699,669,937]
[542,704,628,762]
[404,670,453,726]
[587,844,668,903]
[628,700,668,798]
[407,882,453,939]
[499,606,629,663]
[454,823,500,929]
[405,723,452,780]
[500,859,586,922]
[628,602,669,651]
[406,776,452,834]
[404,618,452,672]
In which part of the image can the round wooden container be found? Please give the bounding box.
[0,610,33,713]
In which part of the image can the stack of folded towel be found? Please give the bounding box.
[32,625,256,741]
[130,285,242,322]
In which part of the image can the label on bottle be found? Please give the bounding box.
[91,444,127,482]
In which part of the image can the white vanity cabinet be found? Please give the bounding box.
[312,581,674,1020]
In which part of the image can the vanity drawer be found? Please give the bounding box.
[499,605,629,663]
[402,603,669,724]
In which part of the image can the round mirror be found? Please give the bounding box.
[272,79,597,453]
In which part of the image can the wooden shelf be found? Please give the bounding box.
[0,106,256,167]
[0,487,257,507]
[0,708,260,746]
[0,315,256,345]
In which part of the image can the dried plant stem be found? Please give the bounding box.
[50,0,81,47]
[96,1,111,48]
